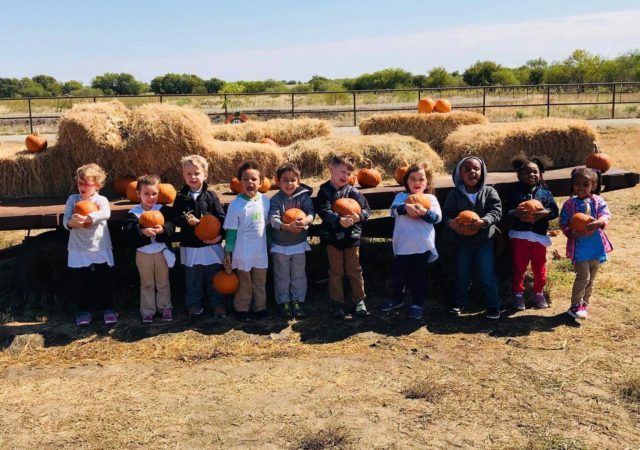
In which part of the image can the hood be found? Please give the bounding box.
[452,156,488,192]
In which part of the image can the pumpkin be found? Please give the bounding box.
[585,144,612,173]
[405,193,431,210]
[393,161,410,186]
[212,270,240,294]
[417,98,435,114]
[73,200,99,228]
[25,131,47,153]
[139,210,165,229]
[195,215,222,241]
[332,198,361,216]
[126,181,140,202]
[258,177,271,193]
[158,183,177,204]
[433,99,452,113]
[114,176,136,196]
[283,208,306,224]
[357,159,382,188]
[455,210,481,235]
[259,137,278,146]
[518,199,544,223]
[569,212,596,235]
[347,174,357,186]
[230,177,242,194]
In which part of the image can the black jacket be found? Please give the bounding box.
[123,204,175,249]
[505,182,559,236]
[317,181,371,249]
[172,183,226,247]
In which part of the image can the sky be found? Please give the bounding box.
[1,0,639,83]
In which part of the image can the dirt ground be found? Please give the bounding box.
[0,127,639,449]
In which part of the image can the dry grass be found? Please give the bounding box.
[359,111,488,152]
[442,118,598,171]
[296,426,353,450]
[401,380,446,402]
[211,118,332,146]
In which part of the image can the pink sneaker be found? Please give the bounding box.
[161,308,173,322]
[533,292,549,309]
[142,314,154,324]
[104,310,119,325]
[567,303,588,320]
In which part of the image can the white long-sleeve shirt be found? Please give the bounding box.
[63,193,113,267]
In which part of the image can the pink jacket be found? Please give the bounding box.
[560,194,613,263]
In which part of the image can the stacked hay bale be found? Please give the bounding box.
[359,111,488,152]
[211,118,332,145]
[442,118,598,171]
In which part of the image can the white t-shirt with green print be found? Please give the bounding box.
[223,193,270,271]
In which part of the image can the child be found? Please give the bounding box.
[124,174,176,323]
[268,163,315,319]
[506,156,559,311]
[223,160,271,321]
[560,168,613,320]
[381,162,441,320]
[172,155,227,318]
[62,163,117,326]
[442,156,503,319]
[317,154,371,319]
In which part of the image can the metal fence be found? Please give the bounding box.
[1,81,639,133]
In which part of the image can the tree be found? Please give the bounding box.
[425,67,456,88]
[308,75,330,92]
[463,61,502,86]
[352,68,413,90]
[412,75,428,88]
[492,68,519,85]
[525,58,548,84]
[18,78,49,97]
[0,78,21,97]
[150,73,206,94]
[32,75,62,96]
[91,72,145,95]
[62,80,84,95]
[205,77,225,93]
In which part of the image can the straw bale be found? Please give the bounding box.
[442,118,599,171]
[284,133,444,178]
[209,141,285,182]
[359,111,488,153]
[211,118,332,146]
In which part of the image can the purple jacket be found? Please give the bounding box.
[560,194,613,263]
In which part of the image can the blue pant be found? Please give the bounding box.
[184,263,224,308]
[392,251,430,306]
[454,240,501,309]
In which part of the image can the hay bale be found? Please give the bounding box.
[285,134,444,178]
[6,333,45,354]
[211,118,332,146]
[442,119,599,171]
[359,111,488,153]
[211,141,285,182]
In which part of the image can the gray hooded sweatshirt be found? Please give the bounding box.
[269,184,315,247]
[442,156,502,245]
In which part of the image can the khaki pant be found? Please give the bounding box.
[327,245,365,303]
[234,268,268,312]
[571,259,600,306]
[136,251,172,316]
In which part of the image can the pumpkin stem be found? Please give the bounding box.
[363,158,373,169]
[593,142,600,154]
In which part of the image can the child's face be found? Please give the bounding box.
[241,168,261,198]
[407,169,428,194]
[329,163,352,188]
[460,159,482,191]
[139,183,159,209]
[182,162,206,192]
[573,175,595,198]
[278,170,300,196]
[518,162,540,186]
[76,177,99,199]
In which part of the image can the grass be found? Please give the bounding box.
[296,426,353,450]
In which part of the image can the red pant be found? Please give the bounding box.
[511,238,547,293]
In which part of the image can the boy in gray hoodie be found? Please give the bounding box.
[442,156,503,319]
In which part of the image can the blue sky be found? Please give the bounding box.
[1,0,639,83]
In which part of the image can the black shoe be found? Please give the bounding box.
[254,309,269,320]
[291,301,305,318]
[449,305,464,316]
[330,302,346,319]
[486,307,501,320]
[353,300,368,318]
[235,311,251,322]
[279,303,293,319]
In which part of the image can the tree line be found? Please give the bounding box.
[1,49,638,98]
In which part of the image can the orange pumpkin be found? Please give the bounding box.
[433,99,452,113]
[347,174,357,186]
[25,131,47,153]
[455,210,481,235]
[332,198,362,216]
[393,161,410,186]
[417,98,435,114]
[74,200,99,216]
[195,215,222,241]
[139,210,165,229]
[585,145,612,173]
[126,181,140,203]
[405,193,431,210]
[258,177,271,193]
[158,183,177,204]
[114,176,136,196]
[212,270,240,294]
[259,137,278,146]
[230,177,242,194]
[569,212,596,235]
[357,159,382,188]
[518,199,544,223]
[283,208,307,224]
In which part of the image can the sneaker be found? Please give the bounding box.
[513,292,526,311]
[330,302,346,319]
[104,310,119,325]
[212,306,227,319]
[380,299,404,313]
[291,302,305,318]
[279,303,293,319]
[567,303,588,320]
[533,292,549,309]
[485,307,501,320]
[235,311,251,322]
[142,314,154,324]
[253,309,269,320]
[409,304,423,320]
[76,311,92,327]
[188,305,204,318]
[353,300,368,318]
[161,308,173,322]
[449,304,464,316]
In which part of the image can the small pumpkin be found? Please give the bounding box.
[73,200,99,228]
[283,208,307,224]
[139,210,165,229]
[259,137,278,146]
[357,159,382,188]
[347,174,357,186]
[518,199,544,223]
[114,176,136,197]
[433,99,452,113]
[569,212,596,235]
[158,183,177,204]
[585,144,612,173]
[455,210,481,235]
[195,215,222,242]
[405,193,431,210]
[258,177,271,193]
[332,198,362,217]
[126,181,140,203]
[25,131,47,153]
[393,161,410,186]
[230,177,242,194]
[417,98,435,114]
[212,270,240,294]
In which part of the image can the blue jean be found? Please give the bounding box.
[454,240,501,309]
[184,263,224,308]
[392,251,430,306]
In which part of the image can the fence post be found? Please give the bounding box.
[418,90,421,101]
[482,88,486,115]
[546,85,551,117]
[93,97,97,103]
[224,94,228,117]
[611,83,616,119]
[291,93,295,118]
[159,95,163,104]
[353,91,357,126]
[28,98,33,134]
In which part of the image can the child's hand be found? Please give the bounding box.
[585,218,603,232]
[405,204,420,218]
[186,213,200,227]
[448,219,461,233]
[141,227,157,237]
[203,235,222,245]
[68,214,84,228]
[513,207,530,221]
[413,204,428,217]
[467,218,486,232]
[531,209,549,222]
[284,220,306,234]
[339,216,354,228]
[152,225,164,235]
[223,252,232,272]
[349,213,361,223]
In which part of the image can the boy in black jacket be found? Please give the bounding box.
[317,154,371,319]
